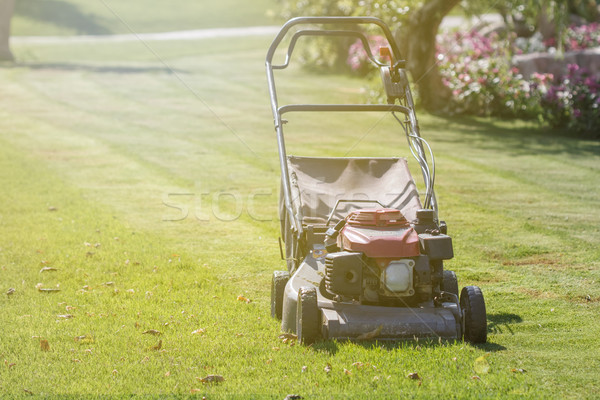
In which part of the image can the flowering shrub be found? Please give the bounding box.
[346,25,600,138]
[436,31,540,117]
[537,64,600,137]
[514,23,600,54]
[545,23,600,52]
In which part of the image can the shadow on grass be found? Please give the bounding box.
[487,312,523,335]
[11,62,186,75]
[429,115,600,157]
[15,0,110,35]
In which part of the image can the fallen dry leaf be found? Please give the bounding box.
[352,362,364,369]
[472,375,481,380]
[102,282,115,286]
[74,334,94,344]
[39,267,57,273]
[66,306,76,311]
[473,354,490,375]
[235,333,244,337]
[284,395,303,400]
[198,374,224,383]
[278,333,298,341]
[324,363,332,373]
[57,314,74,319]
[237,295,251,303]
[142,330,162,336]
[112,369,118,375]
[40,339,50,351]
[165,371,171,377]
[23,388,34,395]
[6,288,15,296]
[150,340,162,351]
[72,359,82,363]
[126,289,135,294]
[301,365,308,373]
[344,368,352,376]
[266,359,273,364]
[511,368,527,374]
[48,206,57,212]
[190,389,203,394]
[356,325,383,340]
[7,363,16,368]
[407,372,421,380]
[191,328,206,335]
[84,242,92,247]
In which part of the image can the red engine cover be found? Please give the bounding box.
[338,209,420,258]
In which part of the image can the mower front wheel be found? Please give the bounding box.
[296,286,321,345]
[271,271,289,319]
[460,286,487,344]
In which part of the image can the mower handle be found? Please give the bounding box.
[266,16,403,67]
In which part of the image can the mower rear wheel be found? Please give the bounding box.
[442,270,459,297]
[460,286,487,344]
[296,286,320,345]
[271,271,289,319]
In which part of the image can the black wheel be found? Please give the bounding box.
[271,271,289,319]
[442,270,459,297]
[296,286,320,345]
[460,286,487,344]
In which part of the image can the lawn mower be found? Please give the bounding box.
[266,17,487,344]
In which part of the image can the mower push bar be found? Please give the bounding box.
[266,16,403,67]
[272,30,406,71]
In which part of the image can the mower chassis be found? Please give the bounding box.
[282,250,462,341]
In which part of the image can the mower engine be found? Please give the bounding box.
[324,208,453,306]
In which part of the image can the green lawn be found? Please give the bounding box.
[1,14,600,399]
[11,0,280,36]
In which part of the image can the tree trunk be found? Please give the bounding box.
[0,0,15,61]
[399,0,459,112]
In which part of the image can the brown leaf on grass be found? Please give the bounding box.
[284,395,303,400]
[324,363,332,373]
[165,371,171,377]
[23,388,34,395]
[190,389,203,394]
[197,374,224,383]
[142,330,162,336]
[7,363,16,369]
[74,334,94,344]
[352,362,364,370]
[36,283,60,293]
[48,206,57,212]
[86,252,95,257]
[40,339,50,351]
[191,328,206,335]
[102,282,115,286]
[301,365,308,373]
[344,368,352,376]
[66,306,76,311]
[72,359,82,363]
[150,340,162,351]
[278,333,298,341]
[237,295,251,303]
[57,314,74,319]
[235,333,244,337]
[6,288,15,296]
[356,325,383,340]
[407,372,421,380]
[472,375,481,380]
[39,267,57,273]
[511,368,527,374]
[84,242,92,247]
